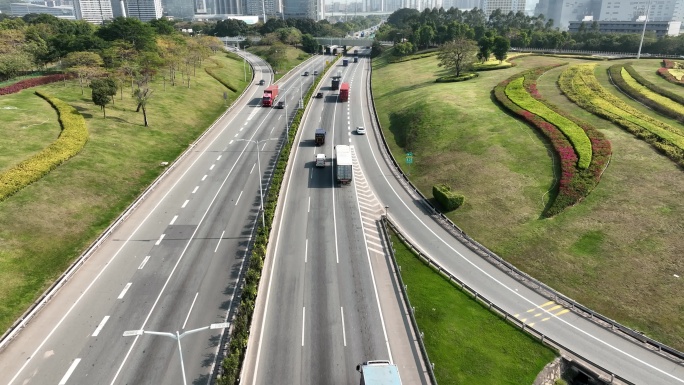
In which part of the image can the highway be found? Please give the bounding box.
[0,51,327,385]
[244,48,684,385]
[242,49,429,385]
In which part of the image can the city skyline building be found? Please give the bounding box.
[10,0,76,18]
[73,0,113,23]
[125,0,163,21]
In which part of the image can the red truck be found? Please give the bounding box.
[262,85,278,107]
[339,83,349,102]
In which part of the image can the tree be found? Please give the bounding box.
[97,17,156,51]
[149,18,176,35]
[301,34,319,53]
[91,80,112,118]
[437,38,477,77]
[63,51,104,94]
[416,25,435,49]
[477,31,495,62]
[492,35,510,62]
[133,87,153,127]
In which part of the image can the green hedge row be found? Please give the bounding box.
[505,76,592,169]
[217,58,336,385]
[435,72,478,82]
[205,56,239,93]
[0,92,88,202]
[608,64,684,124]
[432,184,464,211]
[560,64,684,168]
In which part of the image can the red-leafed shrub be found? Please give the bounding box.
[0,74,71,96]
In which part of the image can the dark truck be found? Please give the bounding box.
[315,128,326,146]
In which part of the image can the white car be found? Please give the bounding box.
[356,126,366,135]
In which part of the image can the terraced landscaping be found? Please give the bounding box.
[560,64,684,167]
[372,52,684,351]
[494,65,610,217]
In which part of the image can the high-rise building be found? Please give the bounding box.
[247,0,276,19]
[10,0,76,18]
[599,0,683,23]
[281,0,319,19]
[125,0,162,21]
[482,0,525,15]
[73,0,113,23]
[534,0,600,30]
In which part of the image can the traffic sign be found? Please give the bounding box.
[406,152,413,164]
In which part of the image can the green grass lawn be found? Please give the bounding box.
[0,52,250,332]
[372,52,684,350]
[247,45,311,81]
[390,230,557,384]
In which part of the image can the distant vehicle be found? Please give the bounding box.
[275,100,285,109]
[360,31,365,37]
[343,59,349,66]
[313,70,319,75]
[356,361,401,385]
[339,83,349,102]
[335,145,352,185]
[262,85,278,107]
[303,71,309,76]
[354,49,359,55]
[315,128,326,146]
[356,126,366,135]
[258,79,265,85]
[315,153,326,167]
[315,92,324,99]
[332,78,340,91]
[353,56,358,63]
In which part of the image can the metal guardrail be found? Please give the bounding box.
[364,52,684,376]
[379,216,438,385]
[382,217,636,385]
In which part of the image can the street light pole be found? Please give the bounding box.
[637,0,652,59]
[384,205,389,219]
[122,322,230,385]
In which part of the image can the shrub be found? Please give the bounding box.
[0,73,71,95]
[435,72,478,82]
[494,64,611,217]
[608,64,684,123]
[0,92,88,202]
[432,184,465,211]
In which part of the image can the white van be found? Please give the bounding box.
[315,154,326,167]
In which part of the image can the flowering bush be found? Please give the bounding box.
[0,74,71,95]
[494,64,610,217]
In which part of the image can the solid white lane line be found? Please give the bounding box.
[170,215,178,225]
[341,307,347,347]
[192,186,199,194]
[210,164,215,170]
[202,175,208,181]
[58,358,81,385]
[215,230,225,252]
[235,191,243,205]
[250,163,256,174]
[117,283,132,299]
[138,256,150,270]
[92,316,110,337]
[308,196,310,213]
[182,200,189,208]
[182,292,199,330]
[301,307,306,347]
[155,234,165,245]
[305,239,308,263]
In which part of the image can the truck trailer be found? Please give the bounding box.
[335,145,352,184]
[339,83,349,102]
[343,59,349,66]
[262,85,278,107]
[356,361,401,385]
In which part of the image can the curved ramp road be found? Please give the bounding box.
[0,52,328,385]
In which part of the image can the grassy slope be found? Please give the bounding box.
[391,230,557,384]
[0,92,61,172]
[0,53,250,331]
[247,45,311,81]
[372,54,684,350]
